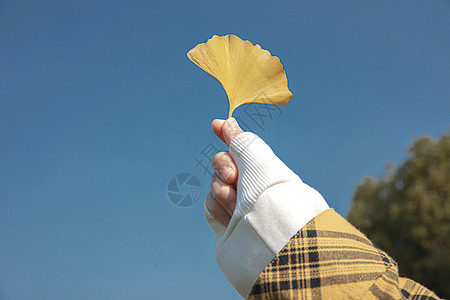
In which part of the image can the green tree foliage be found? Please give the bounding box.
[347,134,450,298]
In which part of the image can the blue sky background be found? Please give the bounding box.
[1,0,449,299]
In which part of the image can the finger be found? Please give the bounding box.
[205,192,231,227]
[212,118,244,146]
[211,151,238,184]
[222,117,244,145]
[210,173,237,216]
[212,119,226,144]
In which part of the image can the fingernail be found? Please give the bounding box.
[228,117,239,130]
[221,166,233,181]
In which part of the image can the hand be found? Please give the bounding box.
[202,117,330,298]
[205,118,244,227]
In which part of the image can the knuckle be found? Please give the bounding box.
[211,151,227,168]
[210,175,229,201]
[215,186,228,201]
[210,172,220,185]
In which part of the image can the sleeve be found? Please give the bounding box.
[204,132,330,298]
[203,132,440,299]
[247,209,441,300]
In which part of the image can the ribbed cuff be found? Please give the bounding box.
[228,132,299,219]
[204,132,330,298]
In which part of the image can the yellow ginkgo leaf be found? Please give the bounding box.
[187,34,293,118]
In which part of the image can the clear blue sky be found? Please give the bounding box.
[1,0,449,299]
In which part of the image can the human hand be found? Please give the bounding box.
[203,117,330,297]
[205,117,244,227]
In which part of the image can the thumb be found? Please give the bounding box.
[222,118,244,146]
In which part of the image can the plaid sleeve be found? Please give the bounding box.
[247,209,440,300]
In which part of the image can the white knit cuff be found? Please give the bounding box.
[228,132,300,219]
[204,132,330,298]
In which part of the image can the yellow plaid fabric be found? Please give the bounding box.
[248,209,440,300]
